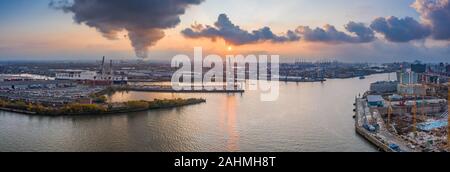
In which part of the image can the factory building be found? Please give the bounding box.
[55,56,127,85]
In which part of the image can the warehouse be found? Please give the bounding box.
[367,95,384,107]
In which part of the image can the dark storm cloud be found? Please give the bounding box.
[181,14,300,45]
[50,0,204,58]
[345,22,376,43]
[295,22,375,43]
[370,16,431,42]
[413,0,450,40]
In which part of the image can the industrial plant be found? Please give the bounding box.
[0,57,127,106]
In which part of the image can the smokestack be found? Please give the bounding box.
[101,56,105,75]
[110,60,113,75]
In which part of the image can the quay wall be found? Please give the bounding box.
[354,99,395,152]
[355,125,394,152]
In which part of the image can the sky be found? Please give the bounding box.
[0,0,449,62]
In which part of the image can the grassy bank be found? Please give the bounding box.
[0,98,206,116]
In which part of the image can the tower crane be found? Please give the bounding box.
[412,94,418,134]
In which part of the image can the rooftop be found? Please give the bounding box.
[367,95,384,102]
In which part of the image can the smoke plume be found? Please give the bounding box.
[50,0,204,58]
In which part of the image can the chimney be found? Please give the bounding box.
[110,60,113,75]
[101,56,106,75]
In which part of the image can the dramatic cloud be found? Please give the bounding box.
[295,22,375,43]
[50,0,204,58]
[370,16,431,42]
[345,22,377,42]
[369,0,450,42]
[179,1,450,46]
[412,0,450,40]
[181,14,300,45]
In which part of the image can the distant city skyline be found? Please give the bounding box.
[0,0,449,62]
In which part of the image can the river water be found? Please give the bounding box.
[0,73,393,152]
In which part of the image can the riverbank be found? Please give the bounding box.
[354,98,394,152]
[0,98,206,116]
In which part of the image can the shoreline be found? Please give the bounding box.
[354,98,394,152]
[0,98,206,117]
[127,71,393,84]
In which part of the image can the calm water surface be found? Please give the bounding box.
[0,74,393,152]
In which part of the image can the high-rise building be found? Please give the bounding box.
[446,64,450,75]
[411,63,426,73]
[397,71,419,84]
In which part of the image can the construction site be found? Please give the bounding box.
[355,63,449,152]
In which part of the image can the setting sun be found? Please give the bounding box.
[227,46,233,51]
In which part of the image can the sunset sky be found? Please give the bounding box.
[0,0,449,62]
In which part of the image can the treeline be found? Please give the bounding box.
[118,98,207,111]
[0,98,206,116]
[148,98,206,109]
[0,99,107,115]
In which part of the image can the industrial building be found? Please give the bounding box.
[370,81,398,94]
[397,84,427,95]
[55,56,128,85]
[55,70,98,81]
[367,95,384,107]
[0,74,53,82]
